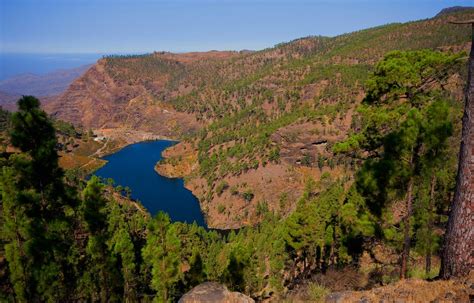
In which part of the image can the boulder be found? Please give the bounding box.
[179,282,254,303]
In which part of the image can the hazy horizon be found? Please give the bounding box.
[2,0,473,54]
[1,1,473,80]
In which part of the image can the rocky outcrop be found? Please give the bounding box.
[44,59,202,137]
[178,282,254,303]
[270,120,347,167]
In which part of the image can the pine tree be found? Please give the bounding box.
[414,100,455,276]
[80,176,121,302]
[441,19,474,279]
[143,212,182,302]
[1,96,77,301]
[344,51,461,279]
[107,201,141,301]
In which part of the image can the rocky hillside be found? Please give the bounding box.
[44,51,244,136]
[47,9,474,229]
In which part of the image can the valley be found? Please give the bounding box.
[47,9,473,229]
[1,5,473,302]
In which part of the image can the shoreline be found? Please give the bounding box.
[88,135,210,228]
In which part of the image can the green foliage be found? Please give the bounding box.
[1,9,472,300]
[217,204,226,214]
[1,96,78,301]
[307,282,330,302]
[80,176,122,302]
[215,181,229,196]
[143,212,182,302]
[365,50,462,104]
[352,50,461,277]
[0,88,461,301]
[242,189,254,202]
[332,134,364,154]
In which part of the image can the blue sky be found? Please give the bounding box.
[1,0,473,54]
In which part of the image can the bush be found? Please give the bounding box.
[217,204,226,214]
[216,181,229,196]
[301,154,312,166]
[230,186,239,195]
[242,190,254,202]
[307,282,330,302]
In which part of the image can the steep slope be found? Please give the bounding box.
[164,9,473,228]
[48,9,474,228]
[44,51,247,136]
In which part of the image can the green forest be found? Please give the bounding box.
[0,47,468,301]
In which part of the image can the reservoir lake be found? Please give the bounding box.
[93,140,205,226]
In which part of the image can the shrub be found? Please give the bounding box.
[307,282,330,302]
[217,204,226,214]
[230,186,239,195]
[242,190,254,202]
[216,181,229,196]
[301,154,312,166]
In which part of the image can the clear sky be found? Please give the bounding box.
[1,0,473,54]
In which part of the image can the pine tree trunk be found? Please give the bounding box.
[400,177,414,280]
[441,23,474,279]
[426,174,436,276]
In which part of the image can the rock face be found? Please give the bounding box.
[178,282,254,303]
[44,59,202,137]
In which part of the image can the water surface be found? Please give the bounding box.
[94,140,205,226]
[0,53,103,80]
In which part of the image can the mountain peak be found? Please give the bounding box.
[436,6,474,17]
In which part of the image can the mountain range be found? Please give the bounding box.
[0,64,91,110]
[38,8,474,228]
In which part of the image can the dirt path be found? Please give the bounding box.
[78,158,99,171]
[91,138,110,157]
[78,138,111,171]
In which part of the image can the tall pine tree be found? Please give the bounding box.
[1,96,77,301]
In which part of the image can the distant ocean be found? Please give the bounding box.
[0,53,104,80]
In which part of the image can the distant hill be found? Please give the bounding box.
[46,8,474,229]
[0,64,91,99]
[436,6,474,17]
[0,90,21,111]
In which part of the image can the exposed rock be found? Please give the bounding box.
[44,59,202,137]
[325,291,353,303]
[179,282,254,303]
[270,119,350,167]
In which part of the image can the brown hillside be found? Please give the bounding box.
[47,9,474,228]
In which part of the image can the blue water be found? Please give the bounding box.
[94,140,205,226]
[0,53,103,80]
